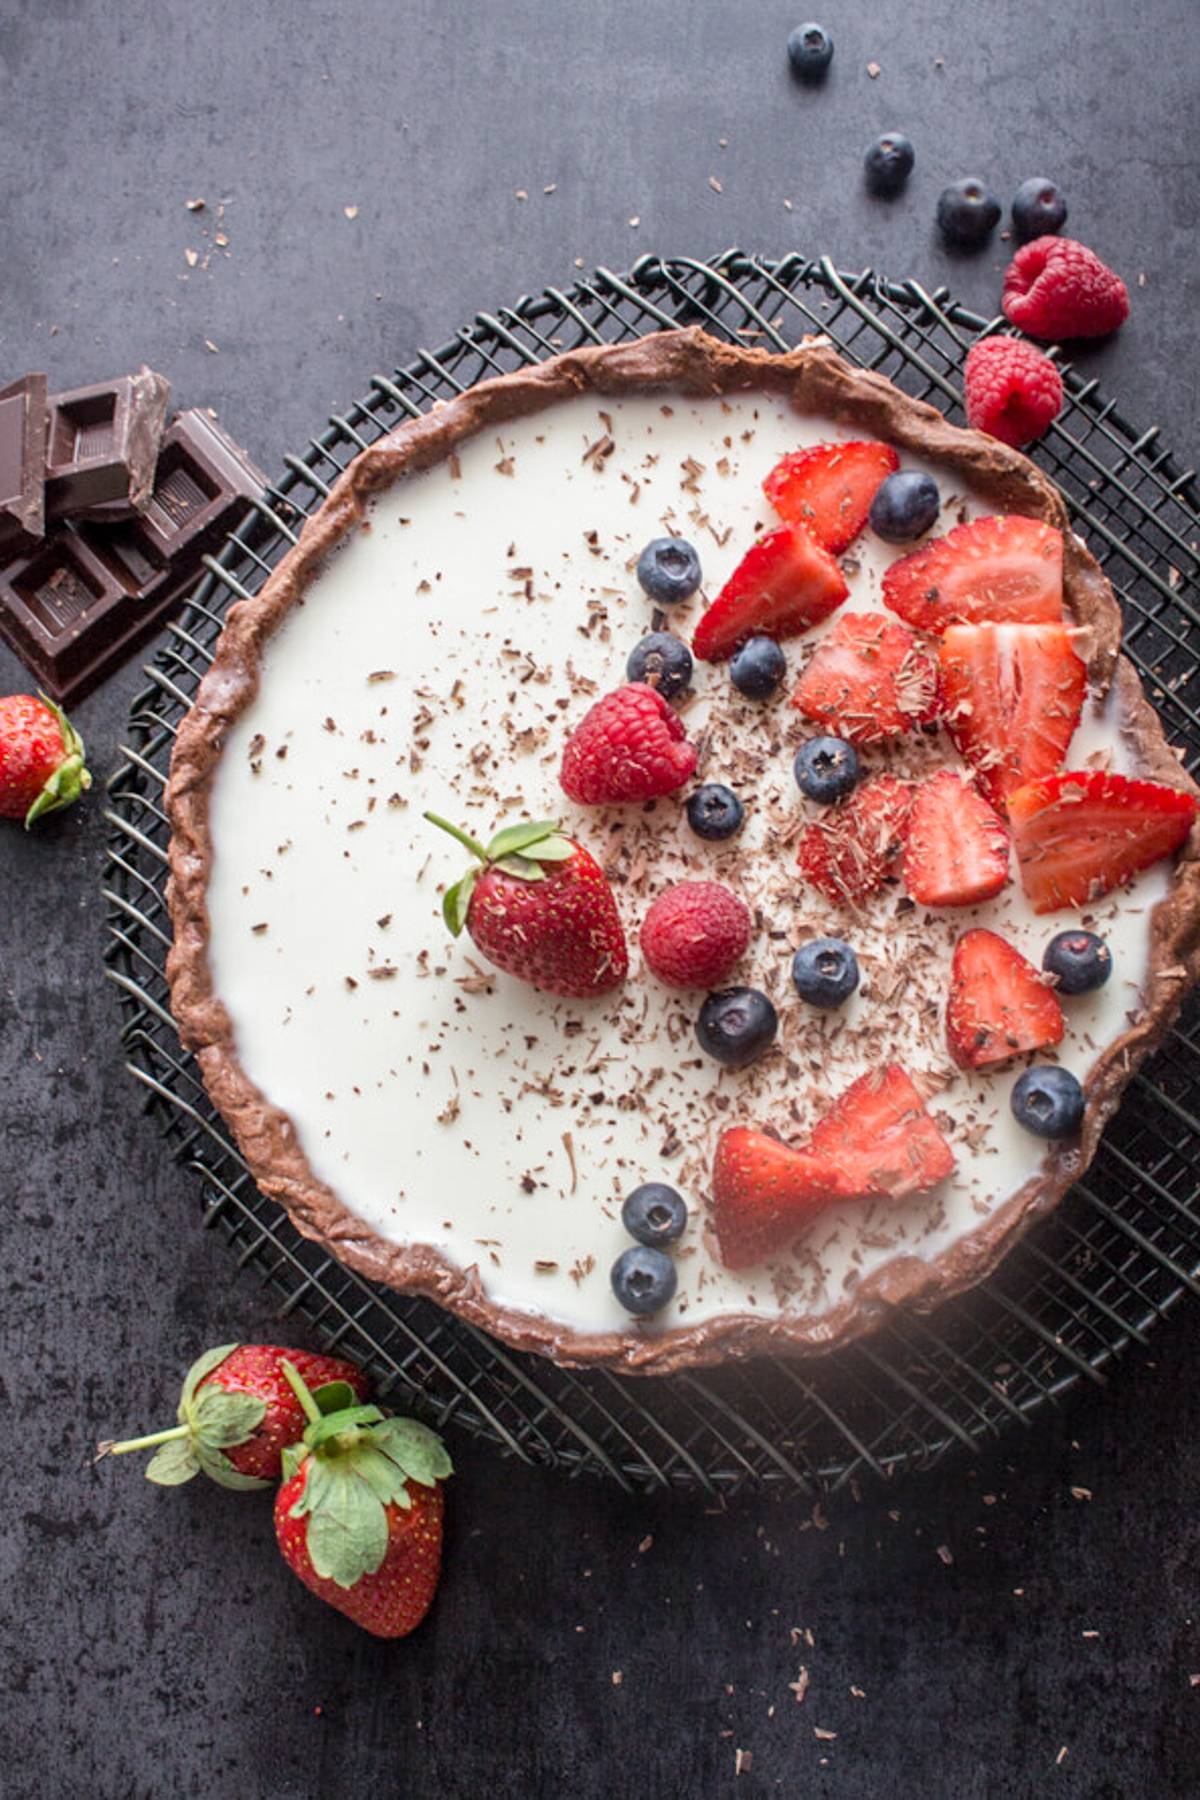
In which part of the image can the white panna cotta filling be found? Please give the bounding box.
[204,392,1165,1338]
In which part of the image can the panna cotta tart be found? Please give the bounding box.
[166,329,1200,1373]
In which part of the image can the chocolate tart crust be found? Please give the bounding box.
[166,329,1200,1373]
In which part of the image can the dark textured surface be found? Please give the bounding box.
[2,2,1198,1795]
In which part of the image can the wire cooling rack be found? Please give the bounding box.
[103,251,1200,1497]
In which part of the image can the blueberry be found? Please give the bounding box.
[1043,930,1112,996]
[787,22,834,80]
[1011,1066,1085,1139]
[610,1245,678,1316]
[869,470,941,543]
[864,133,915,197]
[936,179,1003,250]
[792,937,860,1007]
[793,736,860,804]
[622,1182,688,1247]
[1012,177,1068,243]
[626,631,693,700]
[730,635,787,700]
[696,987,779,1068]
[687,783,744,841]
[636,536,702,605]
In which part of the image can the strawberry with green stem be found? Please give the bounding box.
[95,1343,369,1489]
[0,692,91,827]
[274,1360,452,1639]
[426,812,628,998]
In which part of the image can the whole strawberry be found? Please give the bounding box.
[560,683,697,804]
[426,812,628,997]
[0,692,91,827]
[96,1343,369,1489]
[274,1361,452,1639]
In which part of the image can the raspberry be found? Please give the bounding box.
[1002,237,1129,341]
[560,684,697,805]
[639,881,752,989]
[963,338,1064,448]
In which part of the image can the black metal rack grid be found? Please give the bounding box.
[102,251,1200,1497]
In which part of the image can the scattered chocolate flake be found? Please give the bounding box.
[368,669,396,683]
[368,965,397,980]
[562,1131,578,1193]
[534,1260,559,1273]
[250,922,268,935]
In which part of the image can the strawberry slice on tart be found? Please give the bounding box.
[797,774,913,905]
[792,611,939,746]
[711,1065,954,1269]
[902,769,1011,908]
[882,515,1064,633]
[1008,770,1199,912]
[805,1065,956,1203]
[946,928,1065,1069]
[938,622,1086,810]
[692,524,848,661]
[762,440,899,554]
[710,1128,844,1271]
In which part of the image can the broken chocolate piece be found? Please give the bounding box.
[0,413,264,704]
[130,409,266,561]
[0,374,48,557]
[44,366,170,521]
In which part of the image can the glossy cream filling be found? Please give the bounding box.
[203,392,1166,1338]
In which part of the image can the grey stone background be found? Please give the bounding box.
[1,1,1198,1794]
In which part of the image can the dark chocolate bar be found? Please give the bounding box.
[0,373,48,556]
[44,365,170,521]
[0,409,265,704]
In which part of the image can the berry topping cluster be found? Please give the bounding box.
[425,409,1197,1297]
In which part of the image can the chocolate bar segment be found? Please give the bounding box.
[44,365,170,521]
[134,409,265,560]
[0,373,48,556]
[0,410,265,704]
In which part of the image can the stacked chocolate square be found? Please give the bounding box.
[0,369,266,703]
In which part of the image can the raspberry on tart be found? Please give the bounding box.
[559,684,697,804]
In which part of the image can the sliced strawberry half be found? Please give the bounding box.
[939,622,1086,810]
[902,770,1010,908]
[1008,770,1198,913]
[692,524,849,662]
[882,515,1064,633]
[793,611,939,746]
[797,774,913,905]
[710,1066,954,1269]
[946,928,1065,1069]
[762,440,899,554]
[710,1127,844,1270]
[807,1064,956,1201]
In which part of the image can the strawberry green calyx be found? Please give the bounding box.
[279,1359,452,1590]
[96,1343,270,1491]
[424,810,576,937]
[24,694,92,829]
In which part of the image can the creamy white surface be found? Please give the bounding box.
[204,392,1166,1338]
